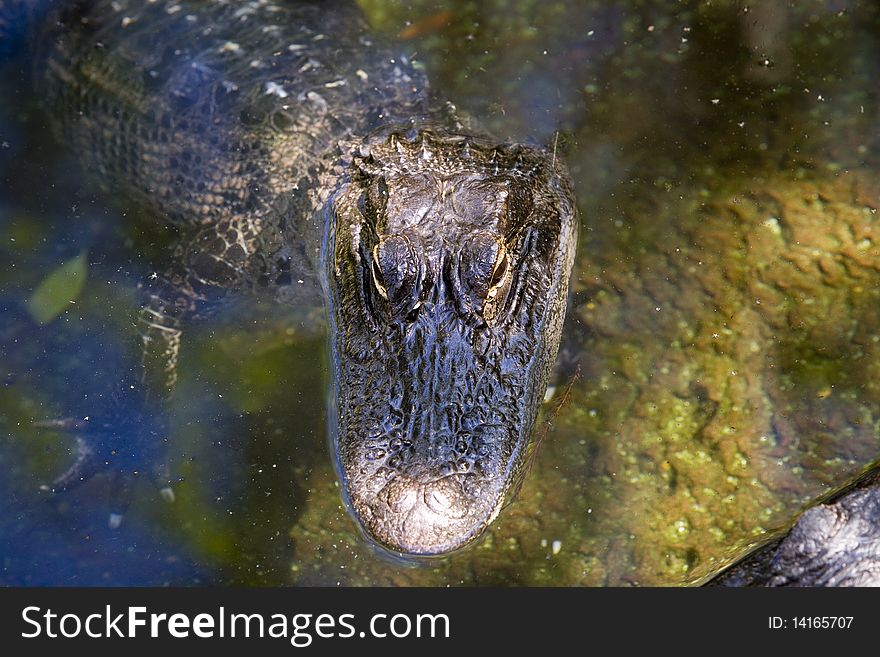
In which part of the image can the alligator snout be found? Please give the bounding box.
[359,472,503,555]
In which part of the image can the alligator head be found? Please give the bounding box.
[325,129,577,555]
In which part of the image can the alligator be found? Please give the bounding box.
[4,0,577,555]
[707,465,880,586]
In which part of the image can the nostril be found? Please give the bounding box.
[426,489,449,512]
[423,477,469,519]
[379,476,418,513]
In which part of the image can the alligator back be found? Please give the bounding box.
[33,0,440,243]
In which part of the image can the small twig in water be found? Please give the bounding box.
[551,131,559,167]
[506,364,581,505]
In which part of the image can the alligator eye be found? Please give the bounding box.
[371,245,388,300]
[453,232,512,320]
[370,235,423,316]
[486,245,509,298]
[457,233,505,297]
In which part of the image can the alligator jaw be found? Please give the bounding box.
[324,129,577,555]
[329,299,538,556]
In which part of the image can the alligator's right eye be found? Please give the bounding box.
[371,245,388,300]
[370,234,423,317]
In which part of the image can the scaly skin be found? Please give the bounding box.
[707,467,880,587]
[19,0,578,554]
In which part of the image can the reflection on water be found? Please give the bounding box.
[1,0,879,585]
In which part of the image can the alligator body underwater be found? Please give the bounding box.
[6,0,578,555]
[707,466,880,587]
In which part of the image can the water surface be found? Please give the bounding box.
[1,0,879,585]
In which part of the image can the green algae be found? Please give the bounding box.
[26,251,88,325]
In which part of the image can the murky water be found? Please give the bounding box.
[1,0,879,586]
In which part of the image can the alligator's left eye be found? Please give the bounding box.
[454,232,511,320]
[486,246,509,298]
